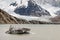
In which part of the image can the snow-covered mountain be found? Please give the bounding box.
[0,0,60,23]
[14,0,50,17]
[6,0,60,17]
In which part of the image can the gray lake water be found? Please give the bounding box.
[0,24,60,40]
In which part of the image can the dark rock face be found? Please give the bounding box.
[6,26,31,34]
[14,0,50,17]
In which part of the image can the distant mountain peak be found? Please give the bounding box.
[13,0,51,17]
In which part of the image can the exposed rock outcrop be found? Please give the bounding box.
[50,16,60,23]
[0,9,17,24]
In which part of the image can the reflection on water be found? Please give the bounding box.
[0,24,60,40]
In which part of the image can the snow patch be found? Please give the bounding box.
[40,3,60,17]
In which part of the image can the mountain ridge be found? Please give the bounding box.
[14,0,51,17]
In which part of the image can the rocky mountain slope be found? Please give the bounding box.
[0,7,60,24]
[0,9,49,24]
[50,16,60,23]
[0,9,16,24]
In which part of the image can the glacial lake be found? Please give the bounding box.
[0,24,60,40]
